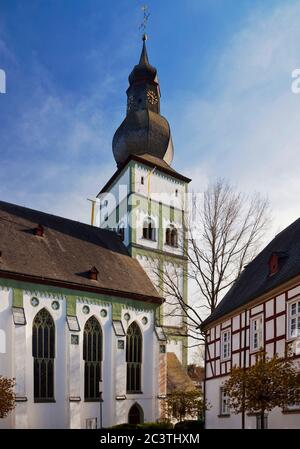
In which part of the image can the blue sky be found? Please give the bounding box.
[0,0,300,236]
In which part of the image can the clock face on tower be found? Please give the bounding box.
[147,90,158,105]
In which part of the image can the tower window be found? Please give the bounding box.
[142,217,156,241]
[166,225,178,247]
[83,316,103,401]
[141,176,144,185]
[126,322,142,393]
[175,189,178,197]
[32,308,55,402]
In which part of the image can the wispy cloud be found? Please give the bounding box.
[170,0,300,238]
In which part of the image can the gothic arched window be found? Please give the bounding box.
[128,403,144,424]
[126,322,142,393]
[32,308,55,402]
[142,217,156,241]
[83,316,103,401]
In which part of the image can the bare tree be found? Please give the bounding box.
[155,179,270,344]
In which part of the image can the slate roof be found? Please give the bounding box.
[202,218,300,328]
[0,200,162,304]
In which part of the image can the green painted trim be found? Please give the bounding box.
[13,288,23,307]
[66,295,77,316]
[165,333,188,367]
[130,245,187,263]
[170,206,174,223]
[0,278,158,313]
[112,303,122,321]
[158,202,163,251]
[135,160,186,186]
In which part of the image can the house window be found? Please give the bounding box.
[32,308,55,402]
[142,217,156,241]
[83,316,102,401]
[220,388,230,416]
[288,299,300,339]
[250,315,263,351]
[126,322,142,393]
[221,329,231,360]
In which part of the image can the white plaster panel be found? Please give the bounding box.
[288,285,300,299]
[276,294,286,313]
[265,299,274,318]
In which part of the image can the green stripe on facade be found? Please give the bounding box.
[13,288,23,307]
[0,278,158,315]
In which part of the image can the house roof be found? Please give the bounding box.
[167,352,195,393]
[0,200,162,304]
[187,365,205,384]
[202,217,300,328]
[98,152,191,195]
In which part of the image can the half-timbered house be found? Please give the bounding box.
[202,218,300,429]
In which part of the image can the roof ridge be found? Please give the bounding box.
[0,199,115,235]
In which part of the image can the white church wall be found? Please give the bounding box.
[97,168,130,227]
[134,164,186,210]
[167,339,182,363]
[0,289,13,430]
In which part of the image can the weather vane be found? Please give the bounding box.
[139,4,150,37]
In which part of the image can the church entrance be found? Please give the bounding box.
[128,404,144,425]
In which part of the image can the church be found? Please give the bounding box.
[0,36,191,429]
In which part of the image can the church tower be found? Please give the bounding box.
[95,36,191,367]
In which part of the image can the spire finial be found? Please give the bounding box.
[139,5,150,37]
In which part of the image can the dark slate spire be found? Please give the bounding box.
[139,33,149,64]
[128,34,157,85]
[112,35,174,168]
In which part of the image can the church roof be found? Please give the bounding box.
[0,200,162,304]
[98,153,191,196]
[202,217,300,328]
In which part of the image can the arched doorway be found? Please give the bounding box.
[128,403,144,425]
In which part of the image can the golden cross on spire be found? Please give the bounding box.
[139,4,150,37]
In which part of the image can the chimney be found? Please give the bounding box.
[35,224,44,237]
[89,266,99,281]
